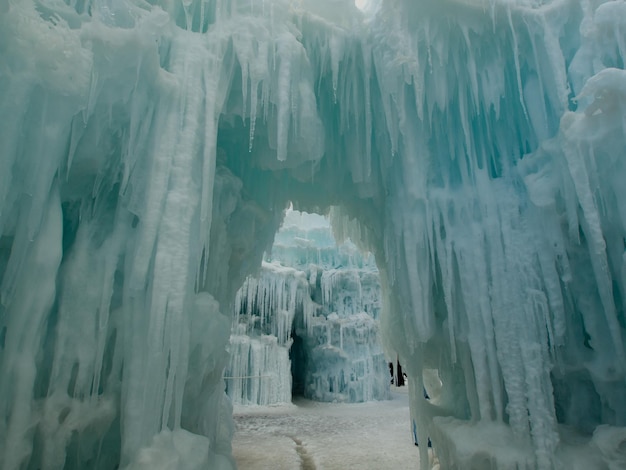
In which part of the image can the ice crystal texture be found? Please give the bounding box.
[225,210,388,406]
[1,0,626,468]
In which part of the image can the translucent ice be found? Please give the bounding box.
[225,211,388,405]
[1,0,626,469]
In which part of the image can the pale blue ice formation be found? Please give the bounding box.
[225,210,388,406]
[1,0,626,469]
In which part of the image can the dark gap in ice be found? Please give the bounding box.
[290,328,306,399]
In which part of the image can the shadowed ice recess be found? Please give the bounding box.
[1,0,626,469]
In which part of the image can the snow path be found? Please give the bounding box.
[232,387,424,469]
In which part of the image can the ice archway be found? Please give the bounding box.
[1,0,626,469]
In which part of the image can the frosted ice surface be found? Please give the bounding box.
[1,0,626,469]
[225,210,388,406]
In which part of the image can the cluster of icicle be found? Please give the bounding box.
[226,263,313,406]
[363,2,626,468]
[227,257,387,405]
[1,0,626,469]
[305,309,388,403]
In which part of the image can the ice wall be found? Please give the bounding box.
[1,0,626,469]
[270,208,378,271]
[225,263,308,406]
[225,211,388,405]
[303,311,389,403]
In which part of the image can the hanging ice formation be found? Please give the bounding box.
[1,0,626,468]
[225,210,388,406]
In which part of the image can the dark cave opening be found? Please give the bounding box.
[290,328,306,399]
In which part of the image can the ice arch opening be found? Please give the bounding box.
[1,1,626,470]
[225,208,389,406]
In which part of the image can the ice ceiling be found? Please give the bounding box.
[1,0,626,469]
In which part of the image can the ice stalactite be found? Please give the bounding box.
[226,264,305,406]
[225,211,388,406]
[1,0,626,469]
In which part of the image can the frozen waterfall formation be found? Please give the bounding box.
[225,210,388,406]
[1,0,626,468]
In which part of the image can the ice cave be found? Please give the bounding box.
[1,0,626,469]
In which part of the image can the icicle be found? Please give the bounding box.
[276,39,291,161]
[507,6,529,123]
[0,184,62,470]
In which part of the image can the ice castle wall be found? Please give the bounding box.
[1,0,626,469]
[225,212,389,406]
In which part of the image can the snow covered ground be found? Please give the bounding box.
[232,387,427,469]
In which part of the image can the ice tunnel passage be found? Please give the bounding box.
[2,0,626,469]
[225,208,389,406]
